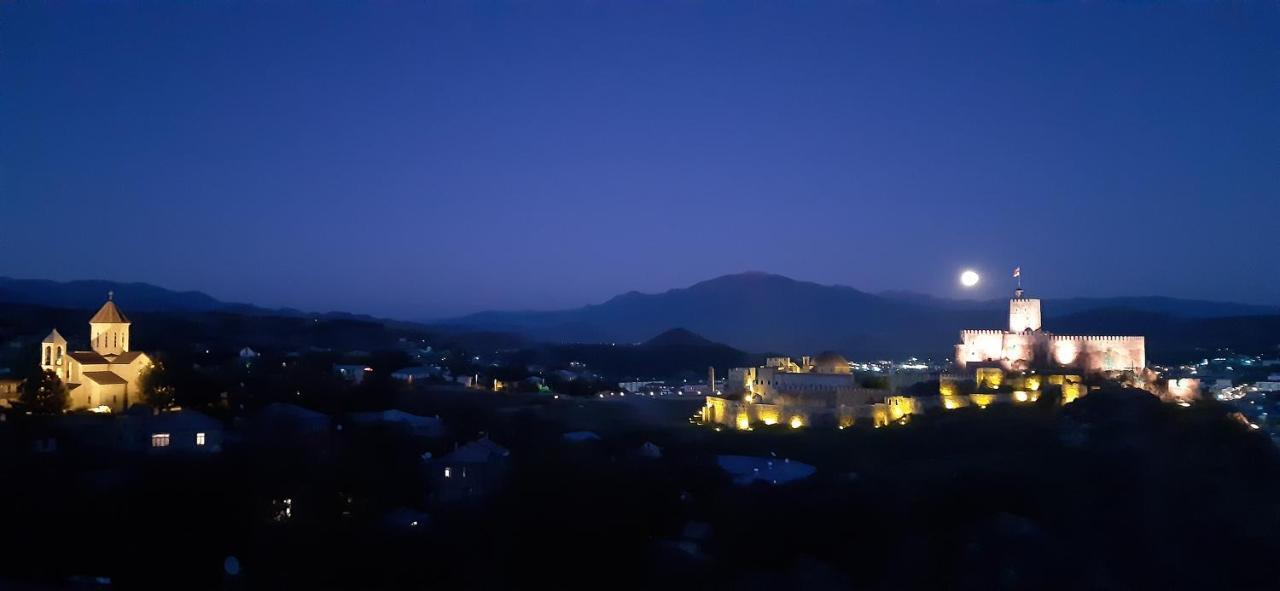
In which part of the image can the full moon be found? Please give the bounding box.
[960,270,980,287]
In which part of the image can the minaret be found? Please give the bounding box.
[89,291,131,356]
[708,366,717,396]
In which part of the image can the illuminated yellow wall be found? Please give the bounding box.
[969,393,997,408]
[1048,374,1082,386]
[976,368,1003,390]
[1012,390,1040,403]
[942,394,969,410]
[1061,383,1085,404]
[758,405,780,426]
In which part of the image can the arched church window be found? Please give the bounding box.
[43,346,50,365]
[56,346,62,361]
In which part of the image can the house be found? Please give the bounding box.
[348,409,445,438]
[122,407,224,454]
[248,403,334,462]
[717,455,816,486]
[390,366,440,384]
[239,347,260,360]
[0,377,20,407]
[333,364,370,384]
[637,441,662,459]
[553,370,579,382]
[424,437,510,503]
[455,375,476,388]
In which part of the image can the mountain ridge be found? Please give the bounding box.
[445,272,1280,358]
[4,274,1276,361]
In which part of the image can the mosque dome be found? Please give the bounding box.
[812,351,851,374]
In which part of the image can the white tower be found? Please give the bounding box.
[89,292,131,357]
[1008,287,1042,333]
[41,329,67,378]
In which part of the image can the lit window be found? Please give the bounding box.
[151,433,170,448]
[444,467,451,478]
[195,432,207,446]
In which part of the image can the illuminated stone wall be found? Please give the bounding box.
[975,367,1004,390]
[701,392,915,431]
[1008,298,1042,333]
[1165,377,1201,402]
[955,330,1006,367]
[957,333,1145,374]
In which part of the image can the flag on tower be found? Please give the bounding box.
[1012,267,1021,278]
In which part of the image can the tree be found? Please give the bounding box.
[139,363,176,409]
[19,370,68,414]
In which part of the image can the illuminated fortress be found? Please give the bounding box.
[701,281,1151,431]
[954,287,1145,374]
[702,353,917,430]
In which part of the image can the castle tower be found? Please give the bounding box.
[41,329,67,378]
[1008,288,1042,333]
[89,292,130,356]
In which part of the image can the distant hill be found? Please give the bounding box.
[0,277,398,325]
[0,277,229,313]
[538,328,750,380]
[446,272,1280,361]
[643,328,717,348]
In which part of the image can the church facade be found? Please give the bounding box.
[40,295,152,412]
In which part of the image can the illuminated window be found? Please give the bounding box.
[195,432,207,446]
[151,433,170,448]
[444,467,452,478]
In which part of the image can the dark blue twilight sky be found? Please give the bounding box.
[2,1,1277,319]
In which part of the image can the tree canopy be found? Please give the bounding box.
[18,370,67,414]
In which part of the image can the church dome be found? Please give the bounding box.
[812,351,851,374]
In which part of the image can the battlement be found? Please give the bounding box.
[961,329,1007,336]
[1051,335,1144,342]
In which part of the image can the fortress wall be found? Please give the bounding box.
[956,330,1006,368]
[1000,332,1044,368]
[1049,335,1145,372]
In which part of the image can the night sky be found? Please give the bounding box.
[2,1,1277,319]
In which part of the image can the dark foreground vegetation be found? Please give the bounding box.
[1,386,1278,590]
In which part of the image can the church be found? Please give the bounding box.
[40,294,153,412]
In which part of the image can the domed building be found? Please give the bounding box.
[811,351,852,374]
